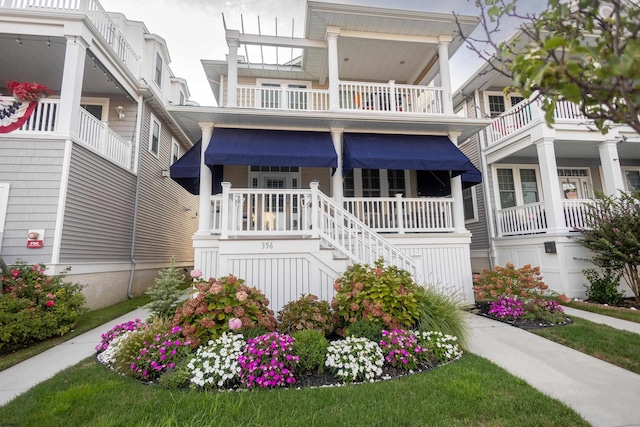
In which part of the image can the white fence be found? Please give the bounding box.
[236,86,330,111]
[339,81,444,114]
[78,107,133,169]
[495,199,593,236]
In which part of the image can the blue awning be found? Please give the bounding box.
[170,140,222,195]
[205,128,338,168]
[342,133,481,186]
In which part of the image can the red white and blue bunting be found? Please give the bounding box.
[0,99,37,134]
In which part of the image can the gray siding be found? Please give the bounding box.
[134,106,198,263]
[0,139,65,264]
[459,134,490,251]
[59,143,136,262]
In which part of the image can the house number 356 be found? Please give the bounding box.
[261,242,274,250]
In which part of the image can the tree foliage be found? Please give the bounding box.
[455,0,640,134]
[573,191,640,302]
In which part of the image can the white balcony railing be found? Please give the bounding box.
[339,81,444,114]
[78,107,133,169]
[495,199,594,236]
[344,196,454,233]
[0,0,140,77]
[1,97,60,133]
[229,81,445,115]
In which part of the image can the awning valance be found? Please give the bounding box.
[169,140,222,195]
[342,133,481,186]
[205,128,338,168]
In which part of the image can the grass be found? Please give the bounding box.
[531,316,640,374]
[0,353,589,426]
[564,301,640,324]
[0,294,150,372]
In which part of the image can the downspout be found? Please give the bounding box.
[474,89,497,270]
[127,92,150,298]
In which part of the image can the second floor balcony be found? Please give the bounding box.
[230,80,446,115]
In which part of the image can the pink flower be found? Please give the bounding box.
[229,317,242,330]
[236,291,248,302]
[190,269,203,279]
[46,300,55,307]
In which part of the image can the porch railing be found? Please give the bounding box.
[344,196,454,233]
[495,199,594,236]
[228,81,445,115]
[236,86,330,111]
[486,99,591,146]
[339,81,444,114]
[1,0,140,77]
[78,107,133,169]
[1,97,60,133]
[208,183,417,275]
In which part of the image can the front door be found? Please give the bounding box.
[558,169,591,200]
[249,167,301,230]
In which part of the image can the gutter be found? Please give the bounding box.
[127,92,150,298]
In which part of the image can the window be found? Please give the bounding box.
[624,169,640,192]
[344,170,355,197]
[387,170,406,196]
[463,187,478,222]
[179,91,185,106]
[257,79,311,110]
[343,169,409,198]
[484,92,526,117]
[361,169,381,197]
[496,166,540,209]
[154,53,163,87]
[171,139,180,165]
[79,97,110,121]
[149,115,160,157]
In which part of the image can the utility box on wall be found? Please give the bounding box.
[544,241,557,254]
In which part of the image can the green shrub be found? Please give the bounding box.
[583,268,624,305]
[291,329,329,375]
[472,263,551,301]
[158,358,192,389]
[345,320,384,342]
[332,259,422,336]
[0,261,86,350]
[146,257,186,320]
[277,294,333,336]
[238,325,268,339]
[415,286,468,348]
[173,275,276,347]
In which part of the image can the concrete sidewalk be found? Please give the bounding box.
[0,306,150,407]
[467,312,640,427]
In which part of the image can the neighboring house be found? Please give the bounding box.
[0,2,198,308]
[167,1,490,312]
[454,58,640,299]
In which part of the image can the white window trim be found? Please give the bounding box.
[149,114,161,158]
[154,51,163,88]
[256,78,313,109]
[346,169,411,198]
[248,166,302,189]
[463,186,479,224]
[483,91,524,118]
[622,167,640,192]
[80,97,110,121]
[170,138,180,165]
[492,164,542,209]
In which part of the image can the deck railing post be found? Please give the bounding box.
[395,193,405,234]
[310,181,320,238]
[220,182,231,239]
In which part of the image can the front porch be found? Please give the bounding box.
[194,183,474,312]
[495,199,593,237]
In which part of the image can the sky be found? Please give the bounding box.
[99,0,541,106]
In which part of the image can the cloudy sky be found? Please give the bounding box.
[99,0,541,106]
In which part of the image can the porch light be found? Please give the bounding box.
[115,105,125,119]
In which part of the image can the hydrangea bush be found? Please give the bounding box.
[173,274,277,346]
[238,332,299,388]
[187,332,246,389]
[325,336,384,383]
[332,259,422,336]
[277,294,333,336]
[472,263,549,300]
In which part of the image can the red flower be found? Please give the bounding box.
[46,300,55,307]
[7,80,52,102]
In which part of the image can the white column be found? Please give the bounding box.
[598,139,625,196]
[438,38,454,115]
[326,28,340,111]
[448,133,466,232]
[330,128,343,205]
[197,122,214,235]
[310,181,320,238]
[535,138,565,232]
[58,35,89,136]
[226,30,240,108]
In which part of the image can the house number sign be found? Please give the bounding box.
[261,241,274,250]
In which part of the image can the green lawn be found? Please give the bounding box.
[531,316,640,374]
[0,353,588,427]
[0,294,150,372]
